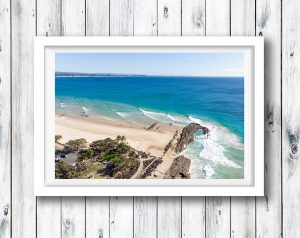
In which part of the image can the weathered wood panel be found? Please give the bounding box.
[181,1,206,237]
[36,0,61,36]
[11,0,36,237]
[206,0,230,36]
[110,197,134,238]
[256,0,282,237]
[182,0,205,36]
[282,0,300,237]
[134,197,157,238]
[231,0,255,36]
[85,1,110,238]
[37,197,61,238]
[205,1,231,237]
[61,1,86,238]
[2,0,295,237]
[110,0,134,36]
[133,2,158,237]
[62,197,85,238]
[86,197,110,238]
[157,1,182,237]
[133,0,157,36]
[86,0,109,36]
[230,1,256,237]
[182,197,206,238]
[61,0,86,36]
[36,1,62,237]
[157,197,181,238]
[157,0,181,36]
[0,0,10,237]
[109,2,134,237]
[206,198,231,238]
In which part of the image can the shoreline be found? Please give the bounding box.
[56,114,184,177]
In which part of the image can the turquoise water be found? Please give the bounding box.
[55,76,244,179]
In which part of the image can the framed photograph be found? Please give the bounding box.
[34,37,264,196]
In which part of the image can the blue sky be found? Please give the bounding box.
[56,52,244,77]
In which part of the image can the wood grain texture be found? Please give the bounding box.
[84,2,110,238]
[134,0,157,36]
[182,197,205,238]
[62,197,85,238]
[110,197,134,238]
[134,197,157,238]
[109,2,134,237]
[0,0,10,237]
[36,0,61,36]
[282,0,300,237]
[11,0,36,237]
[36,1,62,237]
[256,0,282,237]
[1,0,294,237]
[62,0,86,36]
[157,0,181,35]
[110,0,134,36]
[157,197,181,238]
[182,0,205,36]
[205,1,231,237]
[86,0,109,36]
[156,2,182,237]
[206,198,230,238]
[206,0,230,36]
[230,197,255,238]
[230,1,256,237]
[86,197,110,238]
[61,1,86,238]
[132,2,157,237]
[181,2,206,237]
[37,197,61,238]
[231,0,255,36]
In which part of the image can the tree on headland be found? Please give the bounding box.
[55,135,62,143]
[116,135,126,143]
[65,138,87,152]
[55,161,75,179]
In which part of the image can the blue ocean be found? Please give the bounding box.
[55,76,244,179]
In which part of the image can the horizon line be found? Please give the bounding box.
[55,71,244,78]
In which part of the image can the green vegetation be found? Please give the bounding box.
[65,138,87,151]
[55,135,140,179]
[55,161,76,179]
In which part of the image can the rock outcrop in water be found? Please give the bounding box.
[175,123,209,153]
[164,156,191,179]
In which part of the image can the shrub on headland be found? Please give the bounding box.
[55,135,141,179]
[65,138,87,151]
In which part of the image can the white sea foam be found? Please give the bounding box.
[81,106,90,116]
[114,111,144,126]
[189,116,242,169]
[188,116,202,124]
[167,114,190,125]
[139,108,189,126]
[139,108,170,122]
[202,164,215,178]
[60,103,67,108]
[167,114,176,121]
[181,115,243,178]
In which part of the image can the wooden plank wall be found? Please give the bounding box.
[1,0,299,237]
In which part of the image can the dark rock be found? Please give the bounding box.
[175,123,209,153]
[164,155,191,179]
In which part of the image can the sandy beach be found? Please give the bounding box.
[56,114,182,159]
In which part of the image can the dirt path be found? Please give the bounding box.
[131,157,154,179]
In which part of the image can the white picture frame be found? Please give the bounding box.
[34,37,264,196]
